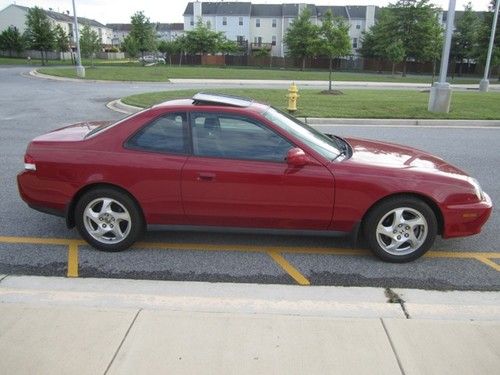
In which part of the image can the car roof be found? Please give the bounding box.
[151,93,271,114]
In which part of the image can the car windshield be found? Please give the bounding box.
[263,107,341,160]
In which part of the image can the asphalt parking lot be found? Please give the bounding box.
[0,66,499,290]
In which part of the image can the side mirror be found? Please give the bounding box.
[286,147,309,167]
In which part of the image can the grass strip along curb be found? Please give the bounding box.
[121,89,500,120]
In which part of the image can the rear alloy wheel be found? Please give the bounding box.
[75,188,144,251]
[364,197,437,262]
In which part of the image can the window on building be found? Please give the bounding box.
[237,35,245,44]
[190,18,194,26]
[272,36,276,46]
[239,17,243,26]
[352,38,358,49]
[223,17,227,26]
[256,19,260,27]
[272,19,277,28]
[356,24,361,29]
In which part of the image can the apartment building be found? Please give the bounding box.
[183,2,378,57]
[107,23,185,46]
[0,4,112,45]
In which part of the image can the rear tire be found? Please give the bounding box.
[363,196,437,263]
[75,188,144,252]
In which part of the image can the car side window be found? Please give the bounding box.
[126,112,188,154]
[190,113,292,162]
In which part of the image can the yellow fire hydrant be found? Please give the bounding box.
[287,82,299,112]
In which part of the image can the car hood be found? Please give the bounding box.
[33,121,112,142]
[344,137,468,176]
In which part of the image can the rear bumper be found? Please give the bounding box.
[442,192,493,238]
[17,171,67,217]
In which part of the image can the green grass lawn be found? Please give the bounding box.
[121,88,500,119]
[36,65,485,84]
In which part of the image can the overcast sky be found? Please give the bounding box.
[1,0,493,24]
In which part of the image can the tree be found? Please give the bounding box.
[130,11,157,61]
[80,24,101,67]
[284,8,319,70]
[451,2,481,76]
[385,40,405,77]
[253,47,270,68]
[24,7,55,65]
[173,35,188,66]
[218,39,241,65]
[425,19,443,82]
[183,19,224,55]
[122,35,139,60]
[158,40,176,65]
[0,26,25,57]
[54,24,70,53]
[317,10,351,91]
[366,1,441,76]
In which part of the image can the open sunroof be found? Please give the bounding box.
[192,92,254,107]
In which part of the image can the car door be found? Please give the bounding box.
[181,112,335,230]
[121,111,189,225]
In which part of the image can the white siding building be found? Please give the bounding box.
[183,2,378,57]
[0,4,112,45]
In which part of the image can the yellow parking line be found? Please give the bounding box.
[268,251,310,286]
[476,257,500,272]
[0,235,499,274]
[67,241,79,278]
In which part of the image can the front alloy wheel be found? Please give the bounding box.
[364,197,437,262]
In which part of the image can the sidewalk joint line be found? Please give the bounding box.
[381,318,406,375]
[0,274,8,283]
[104,308,142,375]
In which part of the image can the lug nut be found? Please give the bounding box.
[110,224,114,228]
[405,233,409,238]
[99,217,103,221]
[393,230,397,234]
[103,224,107,228]
[397,235,401,240]
[406,226,410,230]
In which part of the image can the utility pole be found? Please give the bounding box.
[72,0,85,78]
[479,0,500,92]
[428,0,456,113]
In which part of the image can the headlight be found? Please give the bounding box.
[468,177,483,201]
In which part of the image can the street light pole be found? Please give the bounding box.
[479,0,500,92]
[72,0,85,78]
[428,0,456,113]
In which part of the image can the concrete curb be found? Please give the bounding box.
[107,99,500,127]
[29,68,172,85]
[1,275,499,320]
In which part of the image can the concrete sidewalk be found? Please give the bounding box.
[0,276,499,374]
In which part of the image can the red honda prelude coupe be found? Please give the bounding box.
[17,93,492,262]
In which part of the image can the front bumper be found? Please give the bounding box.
[442,192,493,238]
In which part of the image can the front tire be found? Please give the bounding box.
[364,196,437,263]
[75,188,144,252]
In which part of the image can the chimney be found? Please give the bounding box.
[194,1,202,21]
[365,5,376,30]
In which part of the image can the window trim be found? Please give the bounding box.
[188,111,294,163]
[123,111,190,156]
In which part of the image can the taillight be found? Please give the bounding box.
[24,154,36,171]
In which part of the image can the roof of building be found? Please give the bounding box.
[184,2,251,16]
[10,4,107,28]
[250,4,282,17]
[182,2,377,20]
